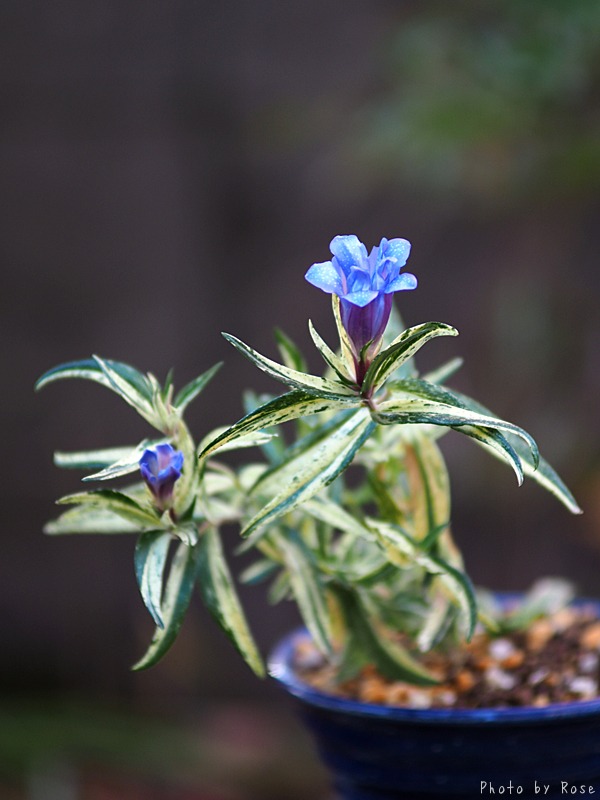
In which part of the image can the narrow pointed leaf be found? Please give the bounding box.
[132,541,201,670]
[57,489,160,528]
[362,322,458,395]
[197,527,264,676]
[134,531,172,628]
[308,320,354,384]
[198,427,274,456]
[44,505,139,535]
[369,520,477,639]
[81,439,167,482]
[334,586,438,685]
[392,379,539,469]
[274,328,307,373]
[374,388,539,469]
[331,294,356,372]
[250,409,357,498]
[54,446,140,472]
[199,389,358,460]
[243,410,376,542]
[404,434,451,543]
[439,386,582,515]
[279,533,333,656]
[422,357,464,385]
[173,362,223,412]
[92,355,155,420]
[455,425,524,484]
[240,559,278,585]
[35,357,153,402]
[222,332,355,399]
[303,497,375,541]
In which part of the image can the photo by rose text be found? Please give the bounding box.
[480,781,594,795]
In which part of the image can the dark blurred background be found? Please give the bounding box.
[2,1,600,797]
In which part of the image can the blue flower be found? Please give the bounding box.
[139,444,184,510]
[305,235,417,380]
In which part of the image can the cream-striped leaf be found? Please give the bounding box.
[197,527,264,676]
[53,446,140,471]
[82,439,167,482]
[331,295,356,372]
[369,519,477,639]
[308,320,354,385]
[374,391,539,468]
[334,586,438,684]
[35,357,153,403]
[173,362,223,412]
[222,332,356,399]
[44,505,139,535]
[198,389,358,460]
[132,541,201,670]
[279,532,333,656]
[243,409,375,542]
[56,489,160,529]
[436,386,583,515]
[362,322,458,395]
[91,355,155,421]
[134,531,172,628]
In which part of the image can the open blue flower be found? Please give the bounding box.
[305,235,417,378]
[139,444,184,510]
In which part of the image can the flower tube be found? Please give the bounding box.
[305,234,417,382]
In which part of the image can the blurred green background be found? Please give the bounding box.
[2,1,599,797]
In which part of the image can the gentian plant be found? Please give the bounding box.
[38,234,581,685]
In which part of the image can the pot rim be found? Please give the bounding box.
[268,614,600,726]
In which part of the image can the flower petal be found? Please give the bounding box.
[305,261,344,295]
[343,288,379,308]
[329,235,368,272]
[347,266,372,294]
[380,237,411,268]
[385,272,418,293]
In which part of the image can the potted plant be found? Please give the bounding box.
[38,234,596,799]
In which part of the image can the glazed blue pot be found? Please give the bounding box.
[269,627,600,800]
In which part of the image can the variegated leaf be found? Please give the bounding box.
[331,295,357,373]
[197,527,264,676]
[369,519,477,639]
[243,409,375,542]
[198,427,274,457]
[198,389,358,460]
[132,541,201,670]
[334,586,438,684]
[173,362,223,412]
[44,505,139,535]
[374,389,539,469]
[361,322,458,395]
[134,531,172,628]
[35,357,153,403]
[403,434,451,544]
[422,357,464,385]
[222,332,356,399]
[274,328,307,373]
[250,410,358,499]
[308,320,354,385]
[56,489,160,529]
[437,385,582,515]
[92,355,155,421]
[303,496,376,542]
[82,439,167,482]
[54,446,139,471]
[278,532,333,655]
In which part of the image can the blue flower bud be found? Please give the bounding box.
[139,444,184,511]
[305,235,417,382]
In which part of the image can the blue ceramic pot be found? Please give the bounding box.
[269,627,600,800]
